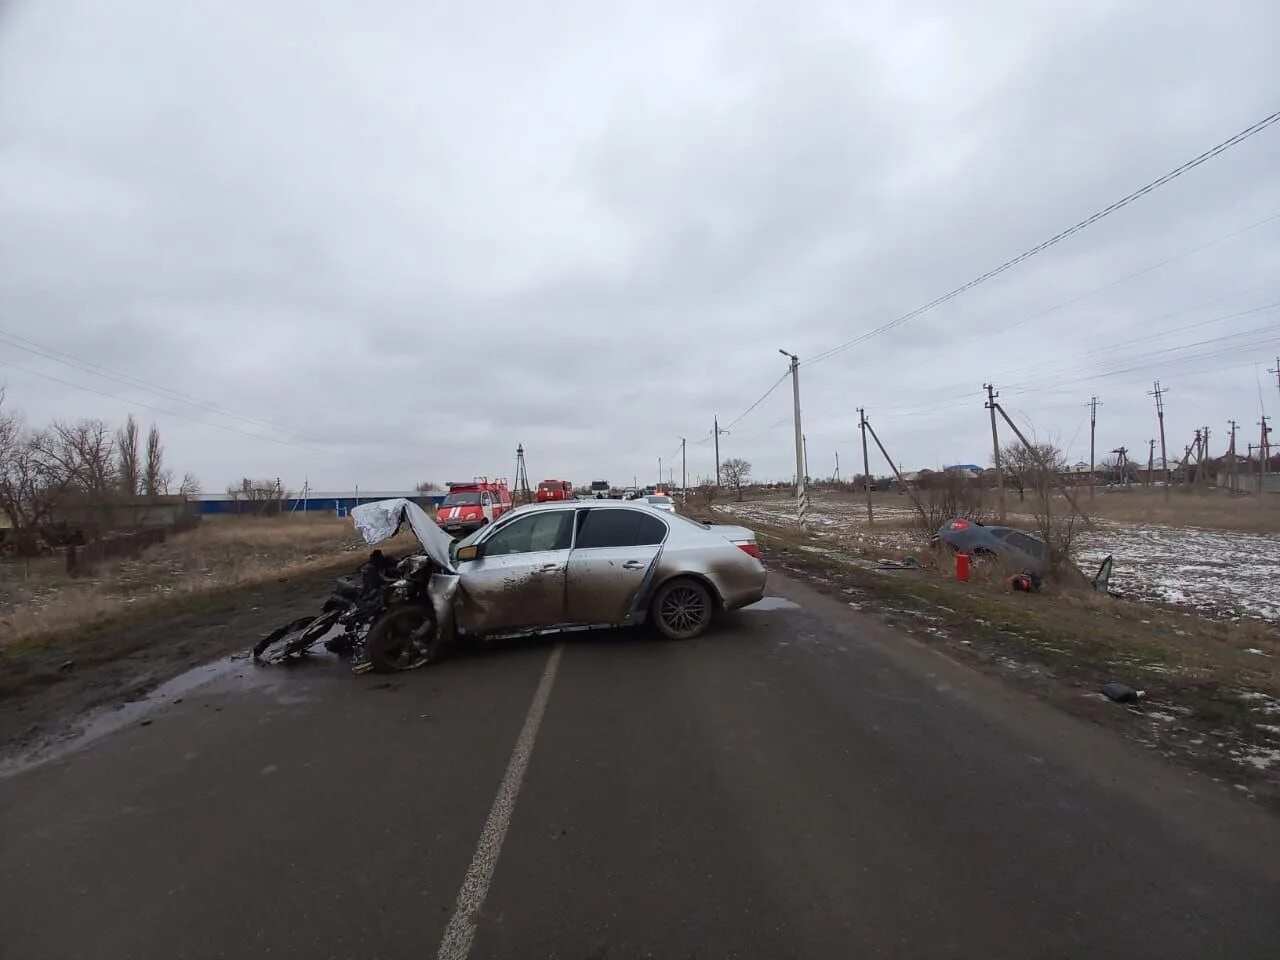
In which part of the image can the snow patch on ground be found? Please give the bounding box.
[719,498,1280,621]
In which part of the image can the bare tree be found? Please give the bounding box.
[178,471,202,496]
[0,398,79,551]
[226,477,287,516]
[914,469,989,539]
[143,423,164,496]
[116,414,140,496]
[996,441,1065,501]
[719,458,751,501]
[416,480,442,492]
[43,419,117,499]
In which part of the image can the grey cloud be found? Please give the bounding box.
[1,0,1278,492]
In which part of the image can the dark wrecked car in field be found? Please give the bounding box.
[933,517,1115,592]
[933,518,1049,573]
[257,498,767,672]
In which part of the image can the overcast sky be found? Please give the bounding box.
[1,1,1278,492]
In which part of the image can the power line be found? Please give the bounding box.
[0,325,327,442]
[804,108,1280,368]
[0,357,323,450]
[723,370,790,430]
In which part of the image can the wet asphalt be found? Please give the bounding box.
[1,571,1278,959]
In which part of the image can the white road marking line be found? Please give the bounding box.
[435,643,565,960]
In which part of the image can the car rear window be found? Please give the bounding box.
[576,508,667,548]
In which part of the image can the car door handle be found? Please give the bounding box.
[622,560,646,570]
[538,563,560,572]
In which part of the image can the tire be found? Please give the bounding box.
[365,604,442,673]
[650,578,714,641]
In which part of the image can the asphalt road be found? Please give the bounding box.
[2,571,1278,959]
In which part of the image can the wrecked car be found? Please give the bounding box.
[933,518,1048,573]
[933,517,1116,592]
[257,497,767,672]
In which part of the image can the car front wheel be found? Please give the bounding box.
[650,578,713,640]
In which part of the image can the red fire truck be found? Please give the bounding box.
[536,479,573,502]
[435,478,513,535]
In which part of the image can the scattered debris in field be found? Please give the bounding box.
[1101,683,1145,703]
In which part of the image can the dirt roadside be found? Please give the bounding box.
[0,566,342,756]
[758,534,1280,811]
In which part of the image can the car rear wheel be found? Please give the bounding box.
[651,578,713,641]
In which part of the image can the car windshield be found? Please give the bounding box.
[442,492,481,506]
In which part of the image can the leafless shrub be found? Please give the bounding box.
[912,471,989,541]
[225,478,289,516]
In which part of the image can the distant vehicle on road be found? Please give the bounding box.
[449,501,765,641]
[589,479,612,499]
[537,480,573,503]
[635,495,676,513]
[435,479,513,536]
[933,518,1046,572]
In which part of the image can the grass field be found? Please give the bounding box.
[0,516,387,651]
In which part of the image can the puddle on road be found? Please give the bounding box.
[1,652,342,778]
[743,596,802,612]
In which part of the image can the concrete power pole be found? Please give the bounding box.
[1086,396,1101,499]
[780,350,806,528]
[1149,380,1171,499]
[985,384,1006,521]
[1190,428,1202,489]
[1201,426,1211,488]
[680,437,687,504]
[1227,420,1238,493]
[713,416,729,489]
[834,450,840,484]
[858,407,873,524]
[1147,439,1156,489]
[1262,416,1273,496]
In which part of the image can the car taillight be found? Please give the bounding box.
[949,519,970,531]
[734,540,761,558]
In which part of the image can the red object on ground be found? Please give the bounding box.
[955,552,971,582]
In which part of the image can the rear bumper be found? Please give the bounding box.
[721,570,766,611]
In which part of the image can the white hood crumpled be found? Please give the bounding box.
[350,498,456,574]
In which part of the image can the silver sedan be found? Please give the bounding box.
[448,500,765,640]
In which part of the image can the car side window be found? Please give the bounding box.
[575,508,667,548]
[481,492,491,506]
[483,512,573,556]
[1003,531,1046,558]
[633,512,667,545]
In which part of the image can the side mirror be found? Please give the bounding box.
[455,544,481,562]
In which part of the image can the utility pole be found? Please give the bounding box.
[780,350,806,528]
[1147,439,1156,489]
[1149,380,1171,499]
[1262,416,1272,496]
[1190,428,1202,489]
[1248,443,1259,494]
[680,437,687,504]
[713,416,730,488]
[658,456,662,489]
[985,384,1006,521]
[834,450,840,484]
[1086,396,1101,499]
[1201,426,1211,488]
[862,415,929,528]
[858,406,873,524]
[1112,447,1129,491]
[993,401,1090,523]
[1227,420,1238,493]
